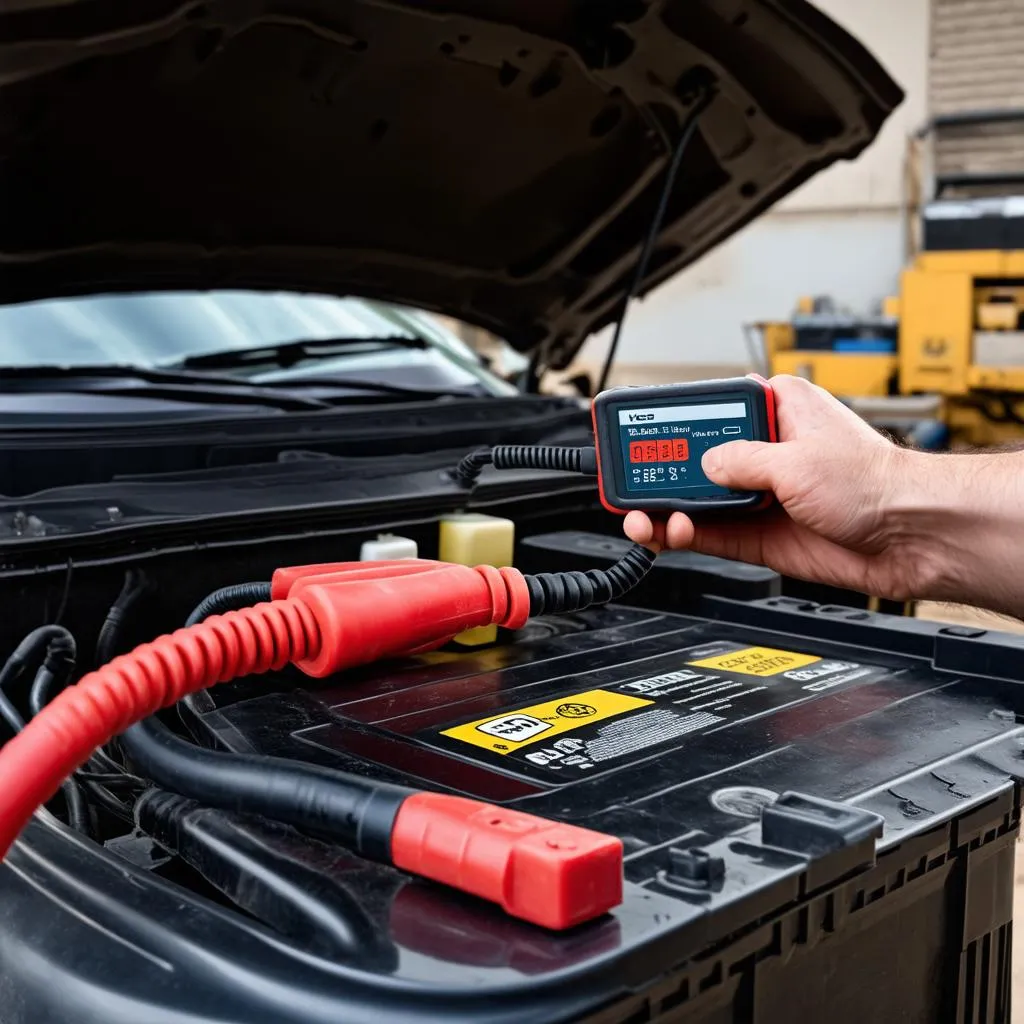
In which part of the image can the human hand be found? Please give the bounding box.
[622,375,925,600]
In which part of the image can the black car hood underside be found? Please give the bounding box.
[0,0,902,368]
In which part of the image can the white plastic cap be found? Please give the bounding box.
[359,534,419,561]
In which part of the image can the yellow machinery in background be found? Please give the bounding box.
[754,111,1024,449]
[755,256,1024,449]
[898,247,1024,445]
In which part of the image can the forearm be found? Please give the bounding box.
[889,448,1024,617]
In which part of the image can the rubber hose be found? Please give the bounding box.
[451,447,492,487]
[186,582,273,628]
[0,691,25,737]
[60,778,92,836]
[122,718,412,861]
[524,543,656,616]
[29,632,79,718]
[1,626,77,731]
[0,600,320,858]
[28,667,59,720]
[95,570,149,666]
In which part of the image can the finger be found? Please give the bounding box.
[623,510,666,552]
[623,510,653,544]
[701,440,778,491]
[664,513,696,550]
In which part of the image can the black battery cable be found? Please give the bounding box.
[120,717,414,864]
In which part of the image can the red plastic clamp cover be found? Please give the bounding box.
[271,560,532,677]
[390,792,624,930]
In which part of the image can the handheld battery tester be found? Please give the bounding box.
[591,375,777,515]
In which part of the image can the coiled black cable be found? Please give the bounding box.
[451,444,654,615]
[524,543,656,616]
[121,718,413,861]
[186,582,273,627]
[452,445,598,488]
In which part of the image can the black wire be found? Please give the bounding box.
[52,558,74,627]
[95,569,150,667]
[88,746,130,774]
[186,582,272,628]
[77,779,135,822]
[76,771,147,788]
[595,95,711,395]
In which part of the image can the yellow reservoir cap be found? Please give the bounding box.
[439,514,515,646]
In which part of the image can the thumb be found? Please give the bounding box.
[701,440,779,491]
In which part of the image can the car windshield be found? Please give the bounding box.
[0,290,513,394]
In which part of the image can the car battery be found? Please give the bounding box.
[6,532,1020,1023]
[159,531,1022,1024]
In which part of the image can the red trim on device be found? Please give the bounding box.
[746,373,777,509]
[591,402,626,516]
[390,791,624,930]
[746,372,778,442]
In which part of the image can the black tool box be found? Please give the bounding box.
[3,531,1020,1023]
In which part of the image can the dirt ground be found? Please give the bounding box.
[916,602,1024,1007]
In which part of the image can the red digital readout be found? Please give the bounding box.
[628,439,689,464]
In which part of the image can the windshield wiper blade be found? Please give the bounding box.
[0,365,333,411]
[0,363,482,404]
[169,334,425,372]
[244,374,483,400]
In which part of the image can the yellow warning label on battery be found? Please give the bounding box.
[441,688,652,754]
[687,646,820,677]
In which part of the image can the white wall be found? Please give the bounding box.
[578,0,930,369]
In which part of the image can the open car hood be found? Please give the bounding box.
[0,0,902,369]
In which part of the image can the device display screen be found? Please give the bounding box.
[616,397,753,497]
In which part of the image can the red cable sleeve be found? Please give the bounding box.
[0,600,320,859]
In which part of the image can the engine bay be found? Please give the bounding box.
[3,506,1024,1023]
